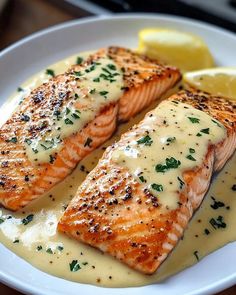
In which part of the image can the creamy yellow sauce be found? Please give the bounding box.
[112,100,226,210]
[0,52,235,288]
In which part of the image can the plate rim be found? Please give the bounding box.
[0,13,235,295]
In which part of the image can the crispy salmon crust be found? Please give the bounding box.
[58,90,236,274]
[0,47,180,211]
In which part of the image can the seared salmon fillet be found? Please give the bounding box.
[58,90,236,274]
[0,47,180,211]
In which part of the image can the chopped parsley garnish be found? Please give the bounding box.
[204,229,210,235]
[25,138,32,145]
[37,245,43,251]
[188,117,200,123]
[13,239,19,243]
[70,260,81,272]
[139,175,147,183]
[82,262,88,266]
[212,119,221,127]
[99,90,109,98]
[167,137,176,143]
[107,64,116,70]
[22,214,34,225]
[137,135,153,146]
[200,128,210,134]
[209,215,226,229]
[46,69,55,77]
[74,93,79,99]
[177,176,185,189]
[71,112,80,119]
[193,250,199,261]
[76,56,83,65]
[196,133,202,137]
[57,246,64,251]
[210,196,225,210]
[93,77,100,82]
[32,148,38,154]
[64,118,73,125]
[49,155,56,164]
[155,157,181,173]
[7,137,17,143]
[66,107,71,115]
[46,248,53,254]
[17,87,24,92]
[151,183,163,192]
[89,88,96,94]
[84,137,93,147]
[21,114,30,122]
[74,71,82,77]
[189,148,195,154]
[0,218,4,224]
[85,64,96,73]
[186,154,196,161]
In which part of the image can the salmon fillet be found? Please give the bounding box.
[58,90,236,274]
[0,46,180,211]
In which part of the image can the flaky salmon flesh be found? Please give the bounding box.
[0,47,180,211]
[58,90,236,274]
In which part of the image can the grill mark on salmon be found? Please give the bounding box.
[58,90,236,274]
[0,47,180,210]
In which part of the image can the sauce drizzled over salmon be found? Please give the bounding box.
[58,90,236,274]
[0,47,180,211]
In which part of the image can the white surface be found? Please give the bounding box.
[0,14,235,295]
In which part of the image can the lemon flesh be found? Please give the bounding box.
[184,67,236,100]
[138,28,214,72]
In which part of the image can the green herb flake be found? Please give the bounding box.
[25,138,32,145]
[193,250,199,261]
[37,245,43,251]
[99,91,109,97]
[13,239,19,243]
[93,77,100,82]
[177,176,185,189]
[196,132,202,137]
[69,260,81,272]
[74,71,82,77]
[137,135,153,146]
[186,154,196,161]
[210,197,225,210]
[17,87,24,92]
[189,148,195,154]
[0,218,4,224]
[57,246,64,251]
[209,215,226,229]
[200,128,210,134]
[188,117,200,123]
[22,214,34,225]
[139,175,147,183]
[212,119,221,127]
[204,229,210,235]
[107,64,117,71]
[155,157,181,173]
[64,118,73,125]
[66,107,71,115]
[151,183,164,192]
[82,262,88,266]
[89,88,96,94]
[84,137,93,147]
[7,137,17,143]
[71,112,80,119]
[76,56,83,65]
[46,69,55,77]
[166,137,176,143]
[46,248,53,254]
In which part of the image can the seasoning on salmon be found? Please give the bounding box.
[0,46,181,211]
[58,90,236,274]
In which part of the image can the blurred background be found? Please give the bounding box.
[0,0,236,50]
[0,0,235,294]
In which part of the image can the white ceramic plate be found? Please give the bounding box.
[0,14,235,295]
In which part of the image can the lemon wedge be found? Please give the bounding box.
[138,28,214,72]
[184,67,236,100]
